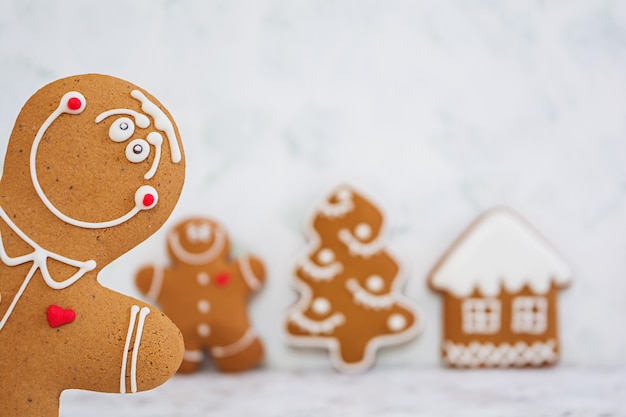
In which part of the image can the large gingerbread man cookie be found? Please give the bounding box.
[284,185,423,372]
[0,74,186,417]
[136,217,266,373]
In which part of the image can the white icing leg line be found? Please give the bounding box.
[130,307,150,393]
[211,328,257,358]
[121,305,150,394]
[183,349,204,362]
[120,305,139,394]
[238,256,262,292]
[145,266,164,302]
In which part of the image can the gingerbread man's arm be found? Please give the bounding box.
[135,265,168,303]
[235,255,266,292]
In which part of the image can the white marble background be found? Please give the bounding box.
[0,0,624,371]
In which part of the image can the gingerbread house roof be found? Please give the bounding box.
[428,207,572,298]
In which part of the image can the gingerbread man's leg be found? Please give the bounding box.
[210,328,264,372]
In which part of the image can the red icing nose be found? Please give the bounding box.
[143,193,155,207]
[67,97,82,111]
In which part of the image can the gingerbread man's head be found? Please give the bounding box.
[0,74,185,417]
[166,218,231,266]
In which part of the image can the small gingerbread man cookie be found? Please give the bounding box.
[0,74,186,417]
[136,217,266,373]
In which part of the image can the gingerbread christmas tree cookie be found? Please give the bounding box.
[428,207,572,368]
[0,74,186,417]
[284,185,422,372]
[136,217,266,373]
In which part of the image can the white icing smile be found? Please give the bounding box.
[168,226,226,265]
[30,90,181,230]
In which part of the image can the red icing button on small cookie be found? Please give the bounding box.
[214,272,231,287]
[67,97,82,111]
[47,305,76,328]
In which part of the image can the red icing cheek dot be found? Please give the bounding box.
[142,193,155,207]
[67,97,82,111]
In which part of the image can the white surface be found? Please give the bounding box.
[60,367,626,417]
[0,0,624,373]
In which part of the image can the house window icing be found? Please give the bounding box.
[461,298,500,334]
[511,296,547,334]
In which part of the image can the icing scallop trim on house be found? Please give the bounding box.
[429,207,572,298]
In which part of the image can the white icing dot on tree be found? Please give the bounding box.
[365,275,384,292]
[312,297,331,316]
[387,314,407,332]
[355,223,372,240]
[316,248,335,265]
[196,272,210,286]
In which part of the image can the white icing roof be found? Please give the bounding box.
[429,207,572,297]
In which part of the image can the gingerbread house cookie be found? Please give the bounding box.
[0,74,186,417]
[136,217,266,373]
[284,185,422,373]
[428,207,572,368]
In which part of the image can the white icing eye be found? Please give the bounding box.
[366,275,385,292]
[109,117,135,142]
[355,223,372,240]
[316,248,335,265]
[126,139,150,163]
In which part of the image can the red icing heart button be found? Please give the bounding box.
[47,305,76,328]
[214,272,231,287]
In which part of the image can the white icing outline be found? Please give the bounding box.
[30,91,162,229]
[338,228,385,258]
[167,226,225,265]
[238,255,262,291]
[120,305,150,394]
[345,278,394,310]
[0,205,96,333]
[211,328,258,358]
[297,256,343,282]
